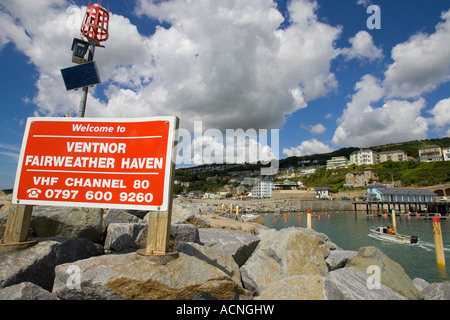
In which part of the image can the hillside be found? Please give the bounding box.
[300,161,449,192]
[284,138,450,189]
[369,137,450,159]
[279,137,450,168]
[175,137,450,193]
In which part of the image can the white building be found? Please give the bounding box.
[442,147,450,161]
[419,145,443,162]
[300,167,317,176]
[314,186,333,199]
[240,177,261,186]
[326,156,350,170]
[251,178,274,198]
[203,192,220,200]
[349,149,377,165]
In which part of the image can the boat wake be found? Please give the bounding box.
[417,242,435,252]
[416,241,450,253]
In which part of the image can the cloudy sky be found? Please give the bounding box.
[1,0,450,189]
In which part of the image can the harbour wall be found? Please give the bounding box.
[192,198,356,213]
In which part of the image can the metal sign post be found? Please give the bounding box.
[78,39,96,118]
[77,3,109,117]
[61,2,109,118]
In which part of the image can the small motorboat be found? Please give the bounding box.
[370,226,419,245]
[240,213,262,222]
[241,213,258,219]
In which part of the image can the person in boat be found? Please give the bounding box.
[387,225,394,234]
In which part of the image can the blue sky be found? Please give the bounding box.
[1,0,450,189]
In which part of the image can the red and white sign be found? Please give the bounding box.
[12,117,178,211]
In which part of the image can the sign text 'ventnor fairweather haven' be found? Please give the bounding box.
[13,117,177,211]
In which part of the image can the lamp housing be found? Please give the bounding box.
[71,38,91,64]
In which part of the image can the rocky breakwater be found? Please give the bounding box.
[0,197,449,300]
[207,198,355,214]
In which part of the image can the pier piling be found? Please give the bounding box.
[307,209,312,229]
[392,208,398,234]
[432,216,446,267]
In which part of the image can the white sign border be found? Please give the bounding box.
[12,116,178,212]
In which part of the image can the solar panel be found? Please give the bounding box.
[60,61,101,91]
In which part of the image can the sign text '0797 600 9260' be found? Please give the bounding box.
[12,117,178,211]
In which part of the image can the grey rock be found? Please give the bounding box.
[240,227,330,295]
[104,223,147,252]
[171,223,200,245]
[165,201,211,228]
[103,222,200,253]
[199,228,260,267]
[0,282,58,300]
[326,249,357,271]
[175,242,242,285]
[240,214,264,225]
[423,282,450,300]
[257,275,344,300]
[413,277,430,293]
[52,251,252,300]
[31,206,103,243]
[103,208,143,227]
[0,211,8,239]
[347,246,423,300]
[0,237,102,291]
[325,267,408,300]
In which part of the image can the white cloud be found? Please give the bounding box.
[384,9,450,98]
[310,123,326,135]
[331,10,450,148]
[356,0,372,7]
[341,31,383,61]
[0,143,20,162]
[429,97,450,128]
[282,139,334,157]
[332,75,428,148]
[0,0,344,133]
[176,128,277,166]
[301,123,326,134]
[5,0,446,161]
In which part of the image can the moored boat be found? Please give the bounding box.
[241,213,258,219]
[240,213,263,223]
[370,226,419,245]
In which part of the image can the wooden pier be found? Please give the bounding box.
[353,200,450,216]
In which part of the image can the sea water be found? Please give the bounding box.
[261,211,450,283]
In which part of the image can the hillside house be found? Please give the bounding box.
[443,147,450,161]
[273,180,299,190]
[419,145,443,162]
[377,150,407,163]
[326,156,350,170]
[345,167,379,187]
[349,149,377,165]
[315,186,333,199]
[251,178,274,198]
